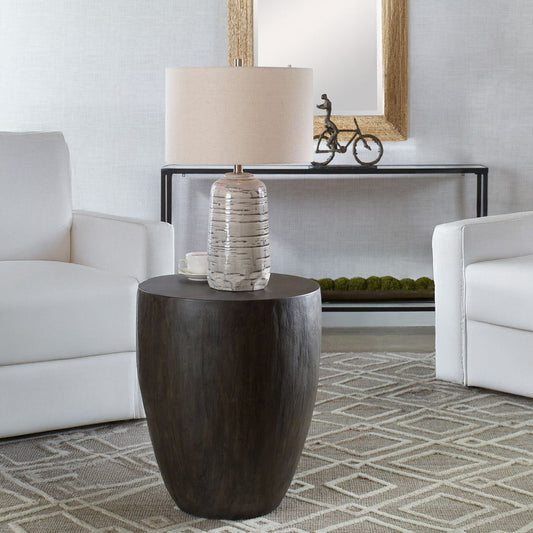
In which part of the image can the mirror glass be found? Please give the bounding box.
[254,0,383,116]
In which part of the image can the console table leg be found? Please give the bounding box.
[160,170,166,222]
[482,170,489,216]
[476,173,482,217]
[166,173,172,224]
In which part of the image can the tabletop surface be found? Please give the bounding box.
[139,273,319,302]
[162,164,488,175]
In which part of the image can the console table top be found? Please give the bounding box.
[162,164,488,176]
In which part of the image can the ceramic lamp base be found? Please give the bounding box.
[207,172,270,291]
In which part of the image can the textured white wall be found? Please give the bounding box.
[2,1,533,279]
[389,0,532,216]
[0,0,227,219]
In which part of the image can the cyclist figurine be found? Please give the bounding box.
[313,92,383,166]
[316,93,339,150]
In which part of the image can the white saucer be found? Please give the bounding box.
[178,268,207,281]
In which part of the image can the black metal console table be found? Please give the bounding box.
[160,164,489,312]
[161,164,488,225]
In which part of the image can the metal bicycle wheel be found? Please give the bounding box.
[353,134,383,166]
[312,132,335,166]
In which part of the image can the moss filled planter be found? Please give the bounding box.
[320,289,434,302]
[313,276,435,302]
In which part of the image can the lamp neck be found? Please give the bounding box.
[225,166,253,180]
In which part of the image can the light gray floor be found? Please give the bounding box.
[321,326,435,353]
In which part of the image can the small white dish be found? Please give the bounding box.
[178,267,207,282]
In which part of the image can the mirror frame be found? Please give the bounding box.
[228,0,407,141]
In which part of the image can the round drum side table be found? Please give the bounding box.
[137,273,321,519]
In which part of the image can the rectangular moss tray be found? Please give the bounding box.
[321,289,434,302]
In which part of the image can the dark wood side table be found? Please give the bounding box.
[137,273,321,519]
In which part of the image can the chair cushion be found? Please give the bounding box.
[0,132,72,261]
[0,261,137,365]
[466,253,533,331]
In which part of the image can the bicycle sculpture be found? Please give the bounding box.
[312,93,383,167]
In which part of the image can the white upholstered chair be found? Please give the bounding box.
[0,132,174,437]
[433,212,533,398]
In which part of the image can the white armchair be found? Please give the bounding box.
[0,132,174,437]
[432,212,533,398]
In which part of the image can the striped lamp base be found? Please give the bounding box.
[207,172,271,291]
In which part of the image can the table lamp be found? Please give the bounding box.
[165,63,313,291]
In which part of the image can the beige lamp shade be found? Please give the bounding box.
[165,66,313,165]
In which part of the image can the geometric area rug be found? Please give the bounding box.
[1,352,532,533]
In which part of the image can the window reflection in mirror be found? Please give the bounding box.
[254,0,383,117]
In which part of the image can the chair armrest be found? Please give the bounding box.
[71,210,174,282]
[432,210,533,384]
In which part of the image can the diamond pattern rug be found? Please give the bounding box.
[0,351,532,532]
